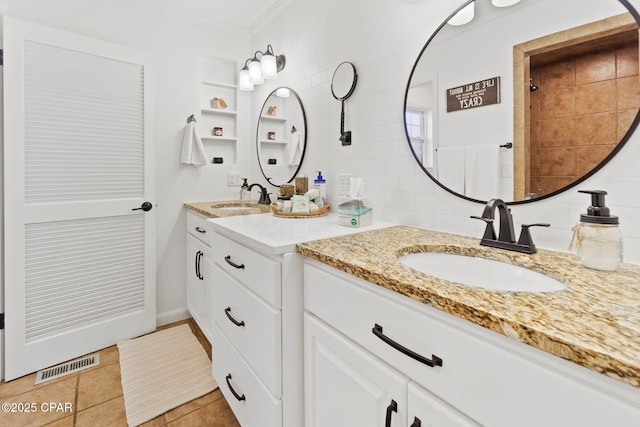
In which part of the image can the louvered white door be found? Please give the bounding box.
[3,17,156,381]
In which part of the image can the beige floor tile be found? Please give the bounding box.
[164,389,220,423]
[76,396,128,427]
[45,415,75,427]
[0,376,77,427]
[77,363,123,411]
[167,397,240,427]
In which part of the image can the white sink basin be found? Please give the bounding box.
[214,206,257,211]
[399,252,566,292]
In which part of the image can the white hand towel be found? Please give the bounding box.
[180,121,208,167]
[288,131,303,166]
[464,144,500,200]
[436,146,465,195]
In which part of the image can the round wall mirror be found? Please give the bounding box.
[404,0,640,204]
[256,87,307,186]
[332,62,358,100]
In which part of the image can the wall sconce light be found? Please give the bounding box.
[239,44,286,91]
[448,1,474,26]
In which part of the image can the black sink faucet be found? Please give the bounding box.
[245,182,271,205]
[471,198,549,254]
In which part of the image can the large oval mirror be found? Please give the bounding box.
[257,87,307,186]
[405,0,640,204]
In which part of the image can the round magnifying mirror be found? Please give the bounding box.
[331,62,358,100]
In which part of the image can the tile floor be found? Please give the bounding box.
[0,319,240,427]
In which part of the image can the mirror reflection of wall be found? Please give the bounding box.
[256,87,307,186]
[405,0,640,204]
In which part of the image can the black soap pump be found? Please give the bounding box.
[571,190,622,271]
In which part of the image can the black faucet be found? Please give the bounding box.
[471,198,549,254]
[241,180,271,205]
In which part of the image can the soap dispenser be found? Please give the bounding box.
[240,178,251,206]
[313,171,327,207]
[571,190,622,271]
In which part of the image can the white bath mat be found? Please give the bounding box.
[117,324,218,426]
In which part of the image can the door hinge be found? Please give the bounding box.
[0,49,3,66]
[0,313,4,330]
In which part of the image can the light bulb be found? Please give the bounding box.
[248,59,264,85]
[238,68,253,91]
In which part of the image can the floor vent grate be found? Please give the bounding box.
[34,353,100,384]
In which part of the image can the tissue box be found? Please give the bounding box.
[338,197,372,227]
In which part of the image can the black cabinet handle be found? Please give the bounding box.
[225,374,246,401]
[224,255,245,269]
[197,252,204,280]
[410,417,422,427]
[225,307,245,327]
[195,251,201,279]
[385,399,397,427]
[372,324,442,368]
[195,226,206,233]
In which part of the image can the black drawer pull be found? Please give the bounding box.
[385,399,397,427]
[372,324,442,368]
[410,417,422,427]
[195,251,201,279]
[197,252,204,280]
[195,226,206,233]
[225,307,245,327]
[225,374,246,401]
[224,255,245,269]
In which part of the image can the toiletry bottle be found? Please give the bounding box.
[314,171,327,207]
[571,190,622,271]
[240,178,251,206]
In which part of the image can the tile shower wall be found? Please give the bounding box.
[529,40,640,196]
[250,0,640,264]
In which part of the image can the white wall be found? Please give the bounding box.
[1,0,253,324]
[249,0,640,264]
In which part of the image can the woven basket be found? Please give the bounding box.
[270,202,331,218]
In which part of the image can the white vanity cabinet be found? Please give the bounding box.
[208,228,303,427]
[203,212,394,427]
[186,211,214,342]
[304,260,640,427]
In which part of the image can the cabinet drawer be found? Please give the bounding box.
[211,323,282,427]
[187,211,214,244]
[211,232,281,308]
[305,262,640,427]
[212,264,282,397]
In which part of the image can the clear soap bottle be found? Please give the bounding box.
[571,190,622,271]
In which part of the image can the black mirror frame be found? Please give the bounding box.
[403,0,640,205]
[256,87,308,187]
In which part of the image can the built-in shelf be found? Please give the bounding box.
[202,108,237,116]
[260,115,287,122]
[198,57,239,165]
[261,139,286,144]
[202,136,238,142]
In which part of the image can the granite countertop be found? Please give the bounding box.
[296,225,640,388]
[184,200,271,218]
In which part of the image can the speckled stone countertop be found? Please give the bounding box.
[296,225,640,388]
[184,200,271,218]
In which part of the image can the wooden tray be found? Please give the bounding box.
[270,202,330,218]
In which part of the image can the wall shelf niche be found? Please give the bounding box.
[198,57,239,166]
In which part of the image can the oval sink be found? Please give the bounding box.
[399,252,566,292]
[214,206,258,211]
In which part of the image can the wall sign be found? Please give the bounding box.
[446,76,500,112]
